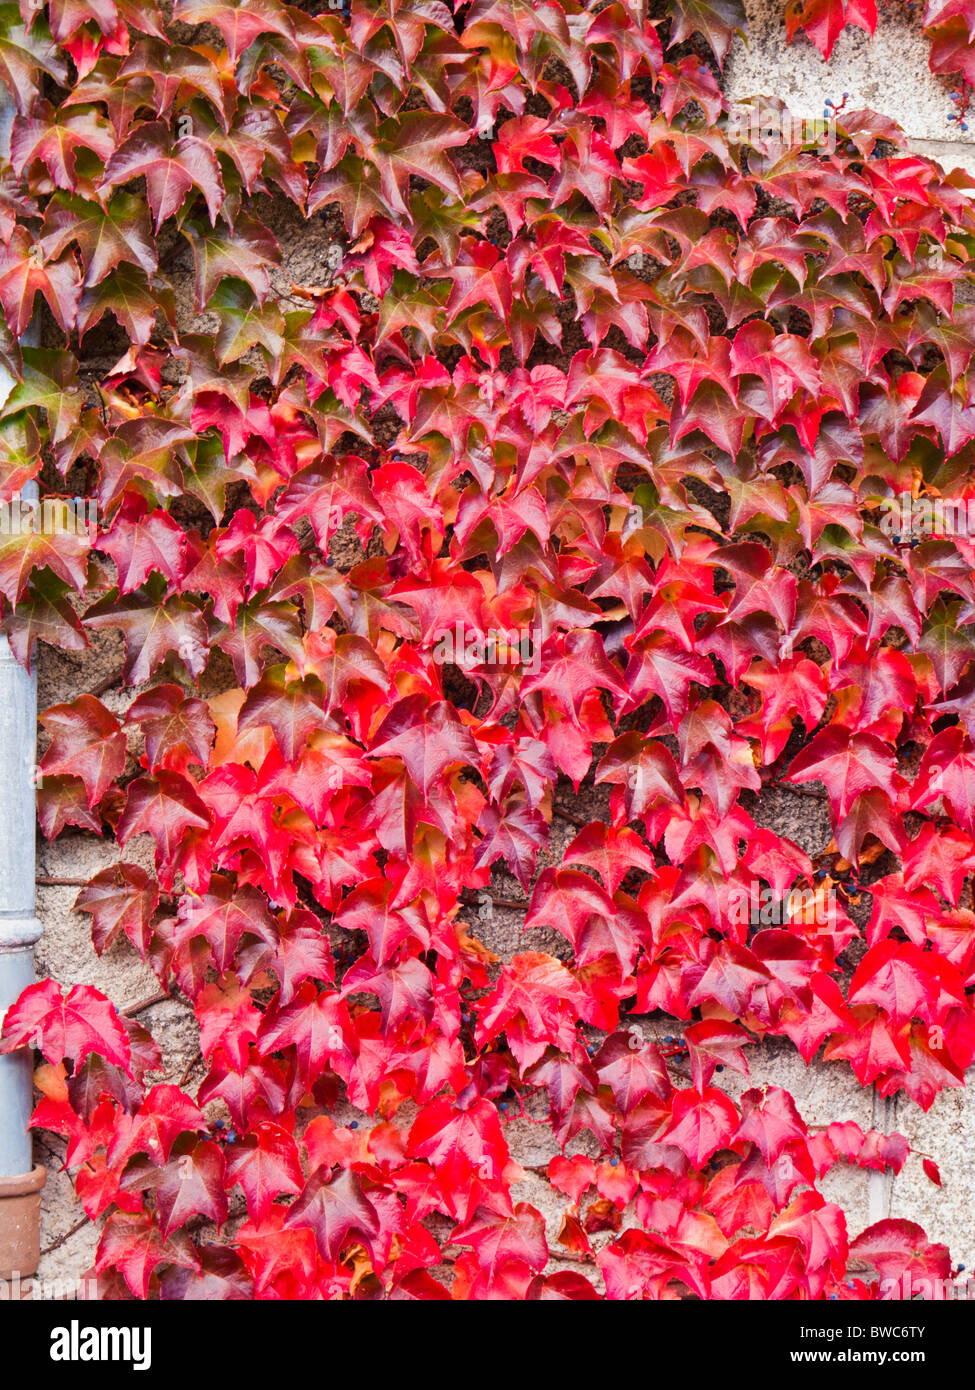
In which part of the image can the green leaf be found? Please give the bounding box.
[182,211,280,309]
[1,346,83,446]
[41,191,157,287]
[0,3,67,113]
[211,278,287,369]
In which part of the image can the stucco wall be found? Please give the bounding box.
[728,0,975,173]
[26,1,974,1290]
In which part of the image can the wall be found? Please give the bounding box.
[26,0,975,1292]
[728,0,975,173]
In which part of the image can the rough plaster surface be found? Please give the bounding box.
[19,0,975,1291]
[889,1084,975,1273]
[727,0,975,146]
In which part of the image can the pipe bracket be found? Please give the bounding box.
[0,917,42,951]
[0,1164,46,1281]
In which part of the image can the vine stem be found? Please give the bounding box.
[87,668,125,698]
[179,1050,203,1088]
[40,1215,91,1257]
[122,990,171,1016]
[772,780,829,800]
[461,888,528,910]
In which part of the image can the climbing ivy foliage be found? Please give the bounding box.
[788,0,975,83]
[0,0,971,1299]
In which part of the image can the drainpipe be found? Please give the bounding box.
[0,585,45,1287]
[0,91,45,1287]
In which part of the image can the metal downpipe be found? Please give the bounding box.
[0,92,45,1283]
